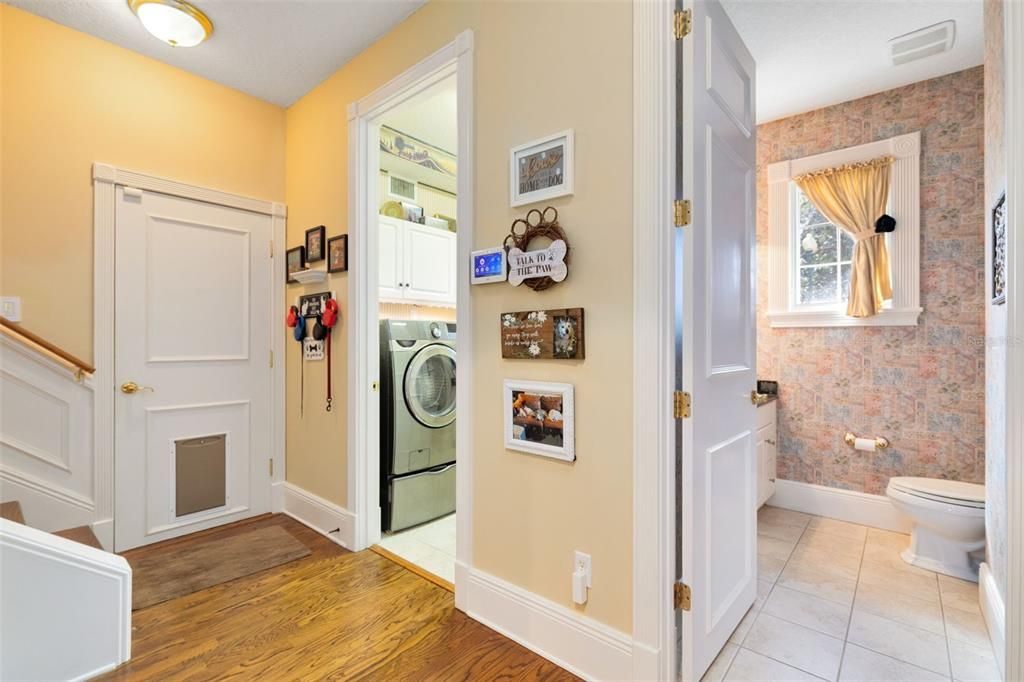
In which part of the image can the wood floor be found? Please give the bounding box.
[100,515,577,681]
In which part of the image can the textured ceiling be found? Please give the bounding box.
[6,0,428,107]
[720,0,985,123]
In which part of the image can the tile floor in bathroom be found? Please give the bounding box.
[375,512,456,584]
[702,506,1000,682]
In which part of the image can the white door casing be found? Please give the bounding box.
[113,188,273,551]
[678,1,758,679]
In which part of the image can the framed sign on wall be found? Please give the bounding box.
[504,379,575,462]
[500,308,585,359]
[510,130,575,207]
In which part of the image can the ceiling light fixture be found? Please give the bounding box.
[128,0,213,48]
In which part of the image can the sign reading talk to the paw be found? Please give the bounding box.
[500,308,585,360]
[507,240,568,287]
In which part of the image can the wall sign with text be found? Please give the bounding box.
[500,308,585,360]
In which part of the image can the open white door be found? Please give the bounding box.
[677,0,757,679]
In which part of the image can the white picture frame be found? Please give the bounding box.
[509,130,575,207]
[503,379,575,461]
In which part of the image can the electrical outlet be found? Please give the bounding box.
[574,550,592,588]
[1,297,21,322]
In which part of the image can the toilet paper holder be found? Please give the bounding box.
[844,432,889,450]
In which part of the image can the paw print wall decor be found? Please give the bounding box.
[504,206,570,291]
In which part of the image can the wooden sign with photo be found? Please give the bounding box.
[500,308,585,360]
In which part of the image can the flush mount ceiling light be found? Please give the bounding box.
[128,0,213,47]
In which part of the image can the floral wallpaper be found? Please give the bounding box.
[756,67,986,495]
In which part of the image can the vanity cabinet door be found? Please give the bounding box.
[379,217,404,301]
[755,424,772,507]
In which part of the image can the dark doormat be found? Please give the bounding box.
[129,524,311,610]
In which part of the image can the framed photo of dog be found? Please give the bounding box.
[504,380,575,461]
[500,308,584,360]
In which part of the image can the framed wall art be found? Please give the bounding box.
[501,308,585,359]
[305,225,326,262]
[286,246,305,283]
[993,192,1007,305]
[328,235,349,273]
[504,379,575,462]
[510,130,574,207]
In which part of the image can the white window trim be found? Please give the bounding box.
[766,131,923,327]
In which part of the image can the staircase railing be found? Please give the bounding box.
[0,317,94,381]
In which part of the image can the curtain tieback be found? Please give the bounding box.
[852,231,881,243]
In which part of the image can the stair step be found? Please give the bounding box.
[53,526,103,550]
[0,501,25,524]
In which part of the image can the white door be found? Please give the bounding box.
[379,217,403,300]
[678,0,757,678]
[114,188,273,551]
[404,222,457,304]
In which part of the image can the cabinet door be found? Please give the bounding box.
[755,424,771,507]
[404,223,457,305]
[379,218,403,301]
[766,424,777,500]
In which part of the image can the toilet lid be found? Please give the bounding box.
[889,477,985,507]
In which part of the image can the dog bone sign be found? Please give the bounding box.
[507,239,568,287]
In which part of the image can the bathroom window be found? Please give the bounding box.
[766,132,923,328]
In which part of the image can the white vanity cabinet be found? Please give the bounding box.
[379,216,457,307]
[756,399,778,508]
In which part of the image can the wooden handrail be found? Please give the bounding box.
[0,317,95,375]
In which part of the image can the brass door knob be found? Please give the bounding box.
[750,391,770,406]
[121,381,154,394]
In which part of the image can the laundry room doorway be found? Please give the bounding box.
[347,32,474,597]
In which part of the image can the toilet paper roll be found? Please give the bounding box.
[854,437,877,452]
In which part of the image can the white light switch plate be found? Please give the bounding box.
[1,297,22,322]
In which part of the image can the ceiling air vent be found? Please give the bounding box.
[890,20,956,66]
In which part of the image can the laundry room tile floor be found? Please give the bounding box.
[376,513,456,584]
[698,506,1000,682]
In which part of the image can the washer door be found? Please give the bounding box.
[403,343,456,428]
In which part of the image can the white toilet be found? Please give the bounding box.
[886,476,986,582]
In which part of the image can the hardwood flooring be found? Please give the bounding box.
[100,514,577,681]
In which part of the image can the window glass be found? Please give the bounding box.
[794,187,855,305]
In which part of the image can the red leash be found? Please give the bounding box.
[323,299,339,412]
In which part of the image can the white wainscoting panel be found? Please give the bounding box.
[0,519,131,681]
[276,482,355,550]
[980,562,1006,675]
[0,336,96,532]
[464,568,634,682]
[768,479,911,533]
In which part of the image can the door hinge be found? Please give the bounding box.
[269,350,274,368]
[673,9,692,39]
[673,391,692,419]
[674,582,692,611]
[674,199,692,227]
[269,459,274,477]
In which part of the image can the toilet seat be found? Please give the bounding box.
[888,477,985,509]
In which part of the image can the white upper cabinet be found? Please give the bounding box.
[379,216,456,307]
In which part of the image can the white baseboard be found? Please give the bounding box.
[979,562,1006,675]
[464,567,633,681]
[276,482,355,550]
[768,479,911,533]
[91,517,113,551]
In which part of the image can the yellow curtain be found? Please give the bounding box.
[795,157,894,317]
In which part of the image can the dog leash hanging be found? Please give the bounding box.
[322,299,339,411]
[287,305,306,417]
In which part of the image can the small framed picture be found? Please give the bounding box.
[510,129,574,207]
[993,192,1007,305]
[286,246,305,283]
[305,225,326,262]
[328,234,349,273]
[504,379,575,462]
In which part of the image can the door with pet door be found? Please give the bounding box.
[113,187,273,551]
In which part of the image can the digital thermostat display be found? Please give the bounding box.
[471,248,507,284]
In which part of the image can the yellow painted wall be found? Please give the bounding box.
[286,0,633,631]
[0,6,285,361]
